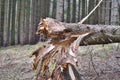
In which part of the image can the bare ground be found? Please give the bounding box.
[0,43,120,80]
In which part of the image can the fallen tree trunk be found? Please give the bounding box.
[63,23,120,46]
[31,18,120,80]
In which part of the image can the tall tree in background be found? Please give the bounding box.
[52,0,56,18]
[40,0,50,18]
[88,0,95,24]
[98,0,103,24]
[78,0,81,22]
[81,0,86,21]
[15,0,21,44]
[56,0,64,21]
[72,0,76,22]
[10,0,16,45]
[20,0,25,44]
[66,0,70,22]
[24,0,30,44]
[29,0,40,44]
[29,0,36,44]
[46,0,50,17]
[3,0,9,46]
[0,0,5,46]
[15,0,19,44]
[105,0,111,25]
[111,0,119,25]
[100,0,105,24]
[118,0,120,25]
[94,0,99,24]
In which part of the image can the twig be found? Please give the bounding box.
[78,0,103,24]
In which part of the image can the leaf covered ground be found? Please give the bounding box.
[0,43,120,80]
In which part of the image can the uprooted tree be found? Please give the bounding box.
[30,18,120,80]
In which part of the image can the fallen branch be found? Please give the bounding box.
[78,0,103,24]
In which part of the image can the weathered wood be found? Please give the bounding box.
[32,18,120,80]
[63,23,120,46]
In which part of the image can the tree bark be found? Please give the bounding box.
[105,0,111,25]
[52,0,57,18]
[20,0,25,44]
[3,0,9,46]
[77,0,81,22]
[56,0,64,21]
[101,0,105,24]
[0,0,5,46]
[29,0,38,44]
[66,0,70,23]
[111,0,119,25]
[10,0,16,45]
[63,23,120,46]
[88,0,94,24]
[72,0,76,22]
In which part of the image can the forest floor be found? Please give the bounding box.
[0,42,120,80]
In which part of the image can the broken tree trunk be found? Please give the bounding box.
[31,18,120,80]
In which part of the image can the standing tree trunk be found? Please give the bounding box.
[72,0,76,22]
[10,0,16,45]
[118,0,120,25]
[15,0,19,45]
[66,0,70,23]
[37,0,41,19]
[81,0,86,19]
[105,0,111,25]
[101,0,105,24]
[88,0,94,24]
[0,0,5,46]
[98,0,103,24]
[34,0,39,42]
[52,0,57,18]
[46,0,50,17]
[111,0,119,25]
[29,0,38,44]
[15,0,21,44]
[56,0,64,21]
[24,0,30,44]
[20,0,25,44]
[40,0,48,18]
[3,0,9,46]
[94,0,99,24]
[78,0,81,22]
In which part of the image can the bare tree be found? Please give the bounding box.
[52,0,57,18]
[56,0,64,21]
[100,0,105,24]
[88,0,95,24]
[3,0,9,46]
[0,0,5,46]
[111,0,119,25]
[72,0,76,22]
[105,0,111,25]
[78,0,81,22]
[10,0,16,45]
[66,0,71,23]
